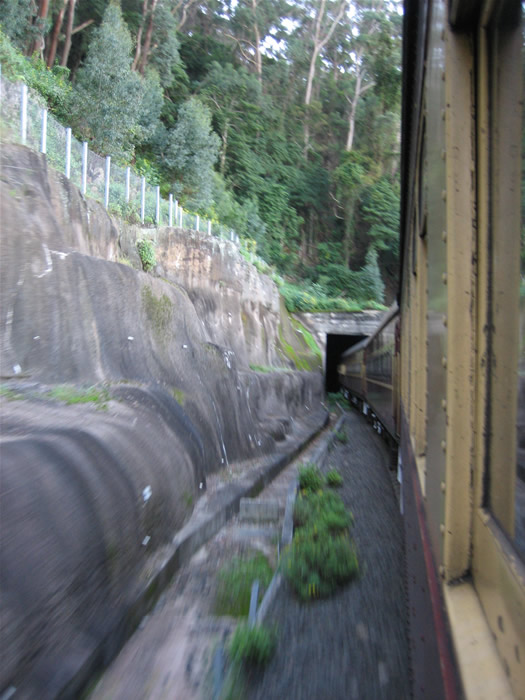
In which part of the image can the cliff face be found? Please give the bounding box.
[0,144,324,697]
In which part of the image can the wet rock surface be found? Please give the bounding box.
[247,410,409,700]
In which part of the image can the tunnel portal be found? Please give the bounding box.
[324,333,367,393]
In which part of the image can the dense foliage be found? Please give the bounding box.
[0,0,402,307]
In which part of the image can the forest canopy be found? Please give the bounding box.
[0,0,402,310]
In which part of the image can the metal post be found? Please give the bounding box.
[179,207,183,228]
[81,142,88,195]
[169,194,173,227]
[196,214,200,231]
[20,84,28,145]
[104,155,111,210]
[65,127,71,178]
[141,177,146,223]
[40,109,47,154]
[175,199,178,224]
[125,167,130,203]
[208,220,212,236]
[155,186,160,225]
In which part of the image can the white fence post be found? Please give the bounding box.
[125,167,130,203]
[40,109,47,154]
[141,177,146,223]
[169,194,173,227]
[155,186,160,225]
[175,199,178,224]
[81,142,88,195]
[104,156,111,209]
[20,84,27,145]
[208,220,211,236]
[65,127,71,178]
[179,207,183,228]
[196,214,199,231]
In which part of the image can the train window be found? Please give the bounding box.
[481,0,523,557]
[515,1,525,558]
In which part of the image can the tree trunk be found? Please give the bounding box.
[345,57,373,151]
[251,0,262,83]
[60,0,77,67]
[303,0,348,156]
[28,0,50,57]
[138,0,158,75]
[46,0,68,67]
[132,0,149,72]
[220,122,229,177]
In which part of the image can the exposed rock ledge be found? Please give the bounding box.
[0,144,325,698]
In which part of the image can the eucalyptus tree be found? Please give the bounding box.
[72,2,162,160]
[163,96,220,209]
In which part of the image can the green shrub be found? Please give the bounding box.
[283,528,358,601]
[137,238,156,271]
[335,429,348,444]
[325,391,348,410]
[298,463,323,492]
[293,490,352,533]
[325,469,344,488]
[229,623,276,669]
[214,553,273,618]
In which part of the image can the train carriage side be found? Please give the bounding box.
[338,304,399,440]
[398,0,525,698]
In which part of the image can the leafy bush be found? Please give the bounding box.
[214,553,273,618]
[229,623,276,669]
[283,527,358,601]
[137,239,156,271]
[325,469,344,488]
[293,490,352,533]
[298,463,323,492]
[335,430,348,444]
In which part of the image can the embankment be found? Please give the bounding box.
[0,144,325,698]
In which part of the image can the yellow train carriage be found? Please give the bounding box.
[399,0,525,697]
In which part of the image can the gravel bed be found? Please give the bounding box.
[246,410,410,700]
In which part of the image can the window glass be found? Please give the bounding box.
[515,3,525,559]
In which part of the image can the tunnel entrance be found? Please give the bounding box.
[325,333,367,393]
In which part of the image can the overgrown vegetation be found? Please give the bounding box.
[0,0,402,309]
[335,429,349,444]
[284,465,358,601]
[325,469,344,488]
[298,463,324,493]
[141,286,172,335]
[0,384,24,400]
[136,239,156,272]
[228,622,277,669]
[47,384,110,407]
[214,553,273,618]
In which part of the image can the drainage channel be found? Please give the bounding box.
[89,414,339,700]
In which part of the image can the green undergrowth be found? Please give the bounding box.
[0,384,24,400]
[136,238,156,271]
[229,622,277,668]
[214,552,273,618]
[141,286,173,336]
[283,464,357,601]
[249,364,291,373]
[335,429,348,444]
[47,384,110,408]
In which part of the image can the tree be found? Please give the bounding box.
[164,97,220,210]
[333,150,376,267]
[72,2,160,160]
[0,0,37,51]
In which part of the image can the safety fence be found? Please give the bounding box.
[0,67,239,244]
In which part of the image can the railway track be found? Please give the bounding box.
[90,408,409,700]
